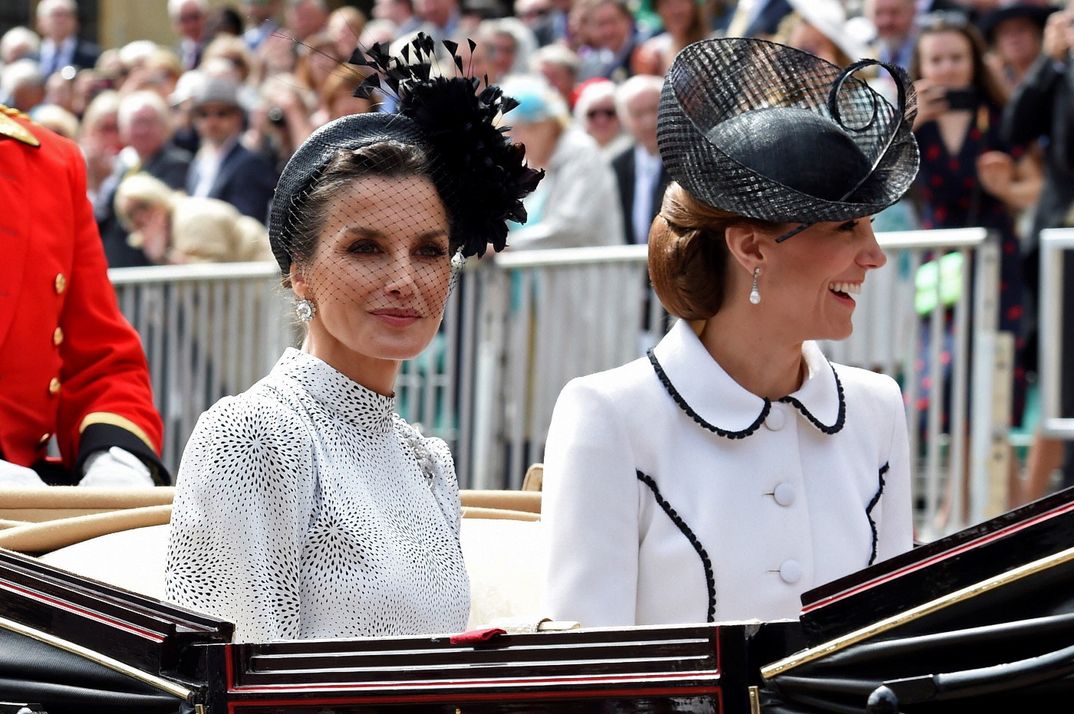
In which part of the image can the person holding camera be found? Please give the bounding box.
[1003,3,1074,503]
[910,13,1044,521]
[911,13,1042,230]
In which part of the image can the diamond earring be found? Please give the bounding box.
[749,267,761,305]
[295,297,316,322]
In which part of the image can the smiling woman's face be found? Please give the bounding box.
[293,174,452,383]
[759,217,887,342]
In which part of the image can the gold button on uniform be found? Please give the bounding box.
[38,433,51,445]
[48,377,61,395]
[52,327,63,346]
[54,273,66,294]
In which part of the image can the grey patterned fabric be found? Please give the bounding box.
[165,349,469,642]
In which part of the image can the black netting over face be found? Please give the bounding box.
[266,35,542,368]
[270,34,544,277]
[274,129,458,364]
[657,38,920,226]
[269,113,433,277]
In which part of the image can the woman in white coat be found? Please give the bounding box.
[542,38,921,627]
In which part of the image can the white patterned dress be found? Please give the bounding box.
[165,349,470,642]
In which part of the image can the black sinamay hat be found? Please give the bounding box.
[268,33,543,274]
[657,38,919,240]
[269,112,422,274]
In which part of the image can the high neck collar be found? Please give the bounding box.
[274,348,396,433]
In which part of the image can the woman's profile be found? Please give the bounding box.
[165,34,542,642]
[542,37,921,627]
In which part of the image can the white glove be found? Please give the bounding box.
[0,459,48,488]
[80,447,154,488]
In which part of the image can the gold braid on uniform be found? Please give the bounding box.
[0,103,40,147]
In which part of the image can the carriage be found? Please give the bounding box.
[1,483,1073,713]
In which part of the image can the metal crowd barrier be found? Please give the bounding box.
[1039,228,1074,439]
[109,262,295,468]
[108,228,1005,538]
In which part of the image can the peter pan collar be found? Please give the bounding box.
[648,320,845,438]
[274,348,395,433]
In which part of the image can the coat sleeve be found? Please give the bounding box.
[53,133,165,479]
[1002,55,1061,146]
[165,394,316,642]
[542,377,641,627]
[876,377,913,561]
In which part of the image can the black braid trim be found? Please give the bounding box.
[777,363,846,435]
[866,462,889,566]
[635,469,716,623]
[647,350,769,439]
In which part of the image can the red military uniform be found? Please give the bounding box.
[0,106,165,483]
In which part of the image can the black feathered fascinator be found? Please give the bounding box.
[267,33,543,272]
[658,38,920,241]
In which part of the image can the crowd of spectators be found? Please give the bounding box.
[0,0,1072,495]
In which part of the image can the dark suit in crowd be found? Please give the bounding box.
[186,142,277,224]
[38,36,100,76]
[612,145,671,245]
[726,0,792,38]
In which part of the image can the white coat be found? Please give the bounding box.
[542,319,913,627]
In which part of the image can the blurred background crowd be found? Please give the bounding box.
[1,0,1073,498]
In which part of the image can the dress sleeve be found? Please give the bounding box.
[421,433,463,539]
[542,377,640,627]
[165,393,316,642]
[876,377,913,561]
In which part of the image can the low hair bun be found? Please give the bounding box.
[648,183,738,320]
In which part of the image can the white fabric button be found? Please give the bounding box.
[773,482,796,506]
[779,559,802,584]
[765,405,786,431]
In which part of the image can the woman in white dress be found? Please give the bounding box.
[165,36,543,642]
[542,38,922,627]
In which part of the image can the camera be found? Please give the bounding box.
[944,88,977,111]
[267,106,286,127]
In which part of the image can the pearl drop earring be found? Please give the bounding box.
[749,267,761,305]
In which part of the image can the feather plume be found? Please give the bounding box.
[348,33,544,257]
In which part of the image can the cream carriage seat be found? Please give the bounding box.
[0,486,546,629]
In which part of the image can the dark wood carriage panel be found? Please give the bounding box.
[203,623,803,714]
[0,548,231,684]
[225,693,722,713]
[239,628,722,685]
[799,486,1074,643]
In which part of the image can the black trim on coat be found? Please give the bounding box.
[647,350,769,439]
[647,349,847,437]
[778,365,846,434]
[636,469,716,622]
[866,462,890,566]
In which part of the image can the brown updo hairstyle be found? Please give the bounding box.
[648,182,778,320]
